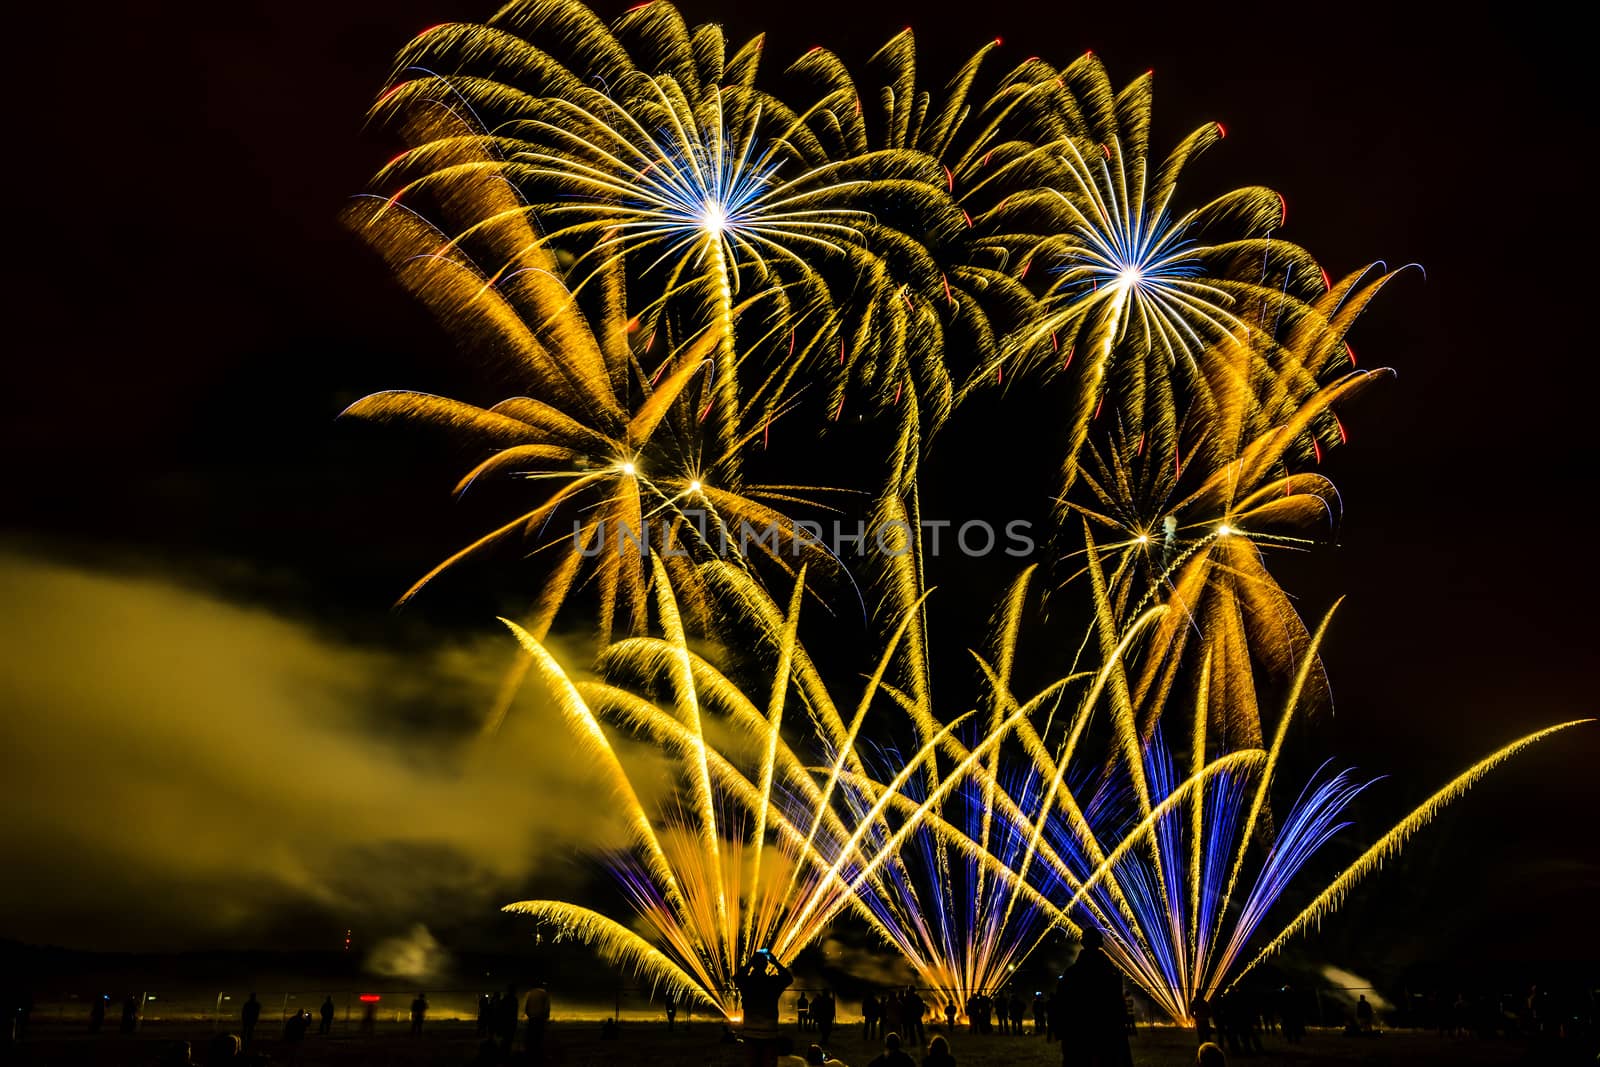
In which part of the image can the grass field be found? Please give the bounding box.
[9,1020,1556,1066]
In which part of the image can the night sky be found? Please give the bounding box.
[5,0,1596,978]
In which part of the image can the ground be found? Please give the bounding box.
[8,1021,1558,1066]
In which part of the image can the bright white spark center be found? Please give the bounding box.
[619,461,637,477]
[688,479,703,493]
[1215,523,1234,537]
[699,201,728,235]
[1117,265,1144,287]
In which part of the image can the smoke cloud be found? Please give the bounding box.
[0,551,648,951]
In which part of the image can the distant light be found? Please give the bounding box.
[359,995,382,1003]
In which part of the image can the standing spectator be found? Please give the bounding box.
[906,988,927,1046]
[1356,994,1374,1034]
[1032,993,1048,1036]
[798,991,811,1032]
[944,1000,958,1033]
[814,990,836,1043]
[241,994,261,1048]
[410,992,427,1036]
[1190,996,1212,1045]
[664,991,677,1031]
[89,995,106,1034]
[318,996,335,1035]
[1278,985,1304,1044]
[883,989,902,1040]
[476,993,492,1037]
[525,981,552,1063]
[496,985,519,1053]
[120,994,139,1034]
[735,950,793,1067]
[1055,929,1133,1067]
[1008,993,1025,1036]
[863,993,881,1041]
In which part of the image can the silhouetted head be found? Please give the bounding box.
[1079,928,1104,950]
[885,1032,902,1051]
[929,1035,950,1056]
[805,1044,827,1065]
[1197,1042,1226,1067]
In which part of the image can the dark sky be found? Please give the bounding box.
[4,0,1596,974]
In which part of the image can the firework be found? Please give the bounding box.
[340,160,844,734]
[891,577,1592,1022]
[337,5,1584,1032]
[1057,320,1399,749]
[501,559,982,1014]
[369,0,999,462]
[993,55,1396,492]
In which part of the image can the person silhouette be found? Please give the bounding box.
[865,1031,916,1067]
[923,1034,956,1067]
[283,1009,310,1059]
[240,994,261,1047]
[410,992,427,1036]
[906,988,926,1045]
[735,950,793,1067]
[319,996,334,1035]
[1055,929,1132,1067]
[120,994,138,1034]
[492,985,515,1051]
[863,993,881,1040]
[525,981,551,1063]
[664,991,677,1031]
[944,1000,957,1033]
[1190,995,1212,1045]
[1356,993,1374,1034]
[797,991,810,1031]
[477,992,491,1037]
[1008,993,1025,1036]
[1032,993,1047,1036]
[814,989,836,1042]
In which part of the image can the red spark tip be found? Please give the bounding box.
[418,23,447,36]
[377,82,406,104]
[1277,192,1288,224]
[993,36,1003,46]
[626,1,654,11]
[1025,55,1039,63]
[1215,121,1226,138]
[806,45,822,54]
[1146,68,1154,76]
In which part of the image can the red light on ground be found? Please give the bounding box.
[359,995,381,1003]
